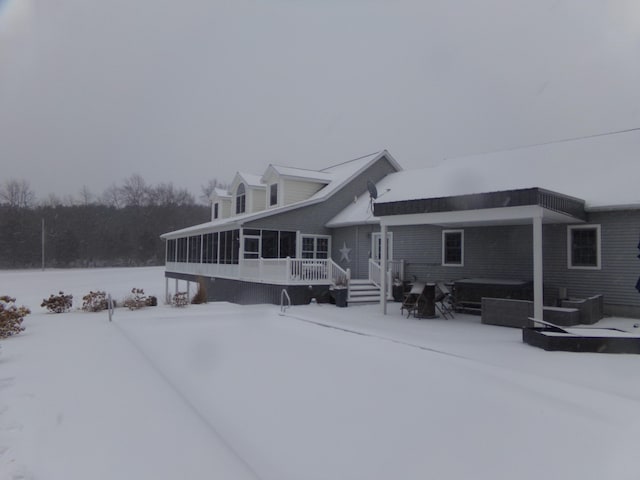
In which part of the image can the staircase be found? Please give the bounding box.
[348,279,382,305]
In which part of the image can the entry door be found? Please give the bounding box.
[372,232,393,262]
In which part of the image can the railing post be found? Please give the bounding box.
[346,268,351,299]
[286,256,291,282]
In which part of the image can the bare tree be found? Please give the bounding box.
[101,184,122,208]
[0,179,35,208]
[78,185,94,205]
[149,182,195,206]
[119,174,149,207]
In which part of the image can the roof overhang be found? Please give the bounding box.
[375,188,587,228]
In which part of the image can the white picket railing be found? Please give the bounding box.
[368,259,405,298]
[166,258,349,286]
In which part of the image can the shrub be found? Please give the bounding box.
[123,288,147,310]
[145,295,158,307]
[0,296,30,338]
[173,291,189,307]
[191,277,207,304]
[82,290,108,312]
[41,291,73,313]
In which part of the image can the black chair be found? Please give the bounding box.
[400,282,425,317]
[435,282,456,319]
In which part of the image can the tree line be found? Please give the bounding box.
[0,176,225,269]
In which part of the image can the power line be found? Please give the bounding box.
[446,126,640,160]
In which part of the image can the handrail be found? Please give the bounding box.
[280,288,291,314]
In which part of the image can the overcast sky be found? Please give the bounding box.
[1,0,639,201]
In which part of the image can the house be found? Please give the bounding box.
[163,130,640,318]
[362,129,640,319]
[161,151,402,305]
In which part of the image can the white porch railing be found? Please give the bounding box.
[166,258,349,286]
[368,259,405,298]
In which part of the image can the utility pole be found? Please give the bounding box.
[41,218,45,271]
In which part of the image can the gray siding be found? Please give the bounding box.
[390,224,534,283]
[246,155,397,237]
[387,211,640,317]
[331,224,380,279]
[543,210,640,316]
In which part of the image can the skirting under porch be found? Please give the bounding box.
[165,272,332,306]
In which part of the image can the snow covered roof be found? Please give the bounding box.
[379,129,640,210]
[262,165,334,184]
[162,150,401,238]
[235,172,265,189]
[328,130,640,227]
[211,188,231,199]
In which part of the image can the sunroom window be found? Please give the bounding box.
[568,225,601,269]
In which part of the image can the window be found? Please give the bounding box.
[568,225,601,269]
[279,231,296,258]
[166,239,176,262]
[236,183,246,214]
[301,235,330,259]
[177,237,188,262]
[269,183,278,206]
[203,233,218,263]
[188,235,202,263]
[442,230,463,266]
[213,203,219,219]
[244,236,260,259]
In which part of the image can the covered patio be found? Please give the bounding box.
[375,187,588,319]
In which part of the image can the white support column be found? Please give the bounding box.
[533,213,544,321]
[165,277,169,304]
[380,223,388,315]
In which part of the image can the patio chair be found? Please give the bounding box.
[400,281,425,317]
[436,282,456,319]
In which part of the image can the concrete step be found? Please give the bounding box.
[348,295,381,304]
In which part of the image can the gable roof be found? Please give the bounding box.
[378,129,640,211]
[328,129,640,227]
[161,150,402,238]
[261,165,334,184]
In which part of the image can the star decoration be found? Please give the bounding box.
[339,242,351,263]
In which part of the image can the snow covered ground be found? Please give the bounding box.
[1,267,640,480]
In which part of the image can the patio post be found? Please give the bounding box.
[533,212,543,320]
[381,223,388,314]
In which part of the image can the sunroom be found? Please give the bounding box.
[162,220,349,304]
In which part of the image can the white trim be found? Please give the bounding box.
[379,205,571,228]
[299,234,332,259]
[442,229,464,267]
[371,232,393,262]
[567,224,602,270]
[269,182,279,207]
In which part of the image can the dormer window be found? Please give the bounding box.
[236,183,246,214]
[269,183,278,206]
[213,203,219,219]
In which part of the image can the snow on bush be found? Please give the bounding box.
[0,296,30,338]
[123,288,147,310]
[173,292,189,307]
[82,291,108,312]
[41,291,73,313]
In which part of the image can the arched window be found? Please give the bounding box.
[236,183,246,214]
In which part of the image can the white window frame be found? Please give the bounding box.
[300,234,331,259]
[567,224,601,270]
[371,232,393,262]
[236,183,246,214]
[269,183,278,207]
[442,229,464,267]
